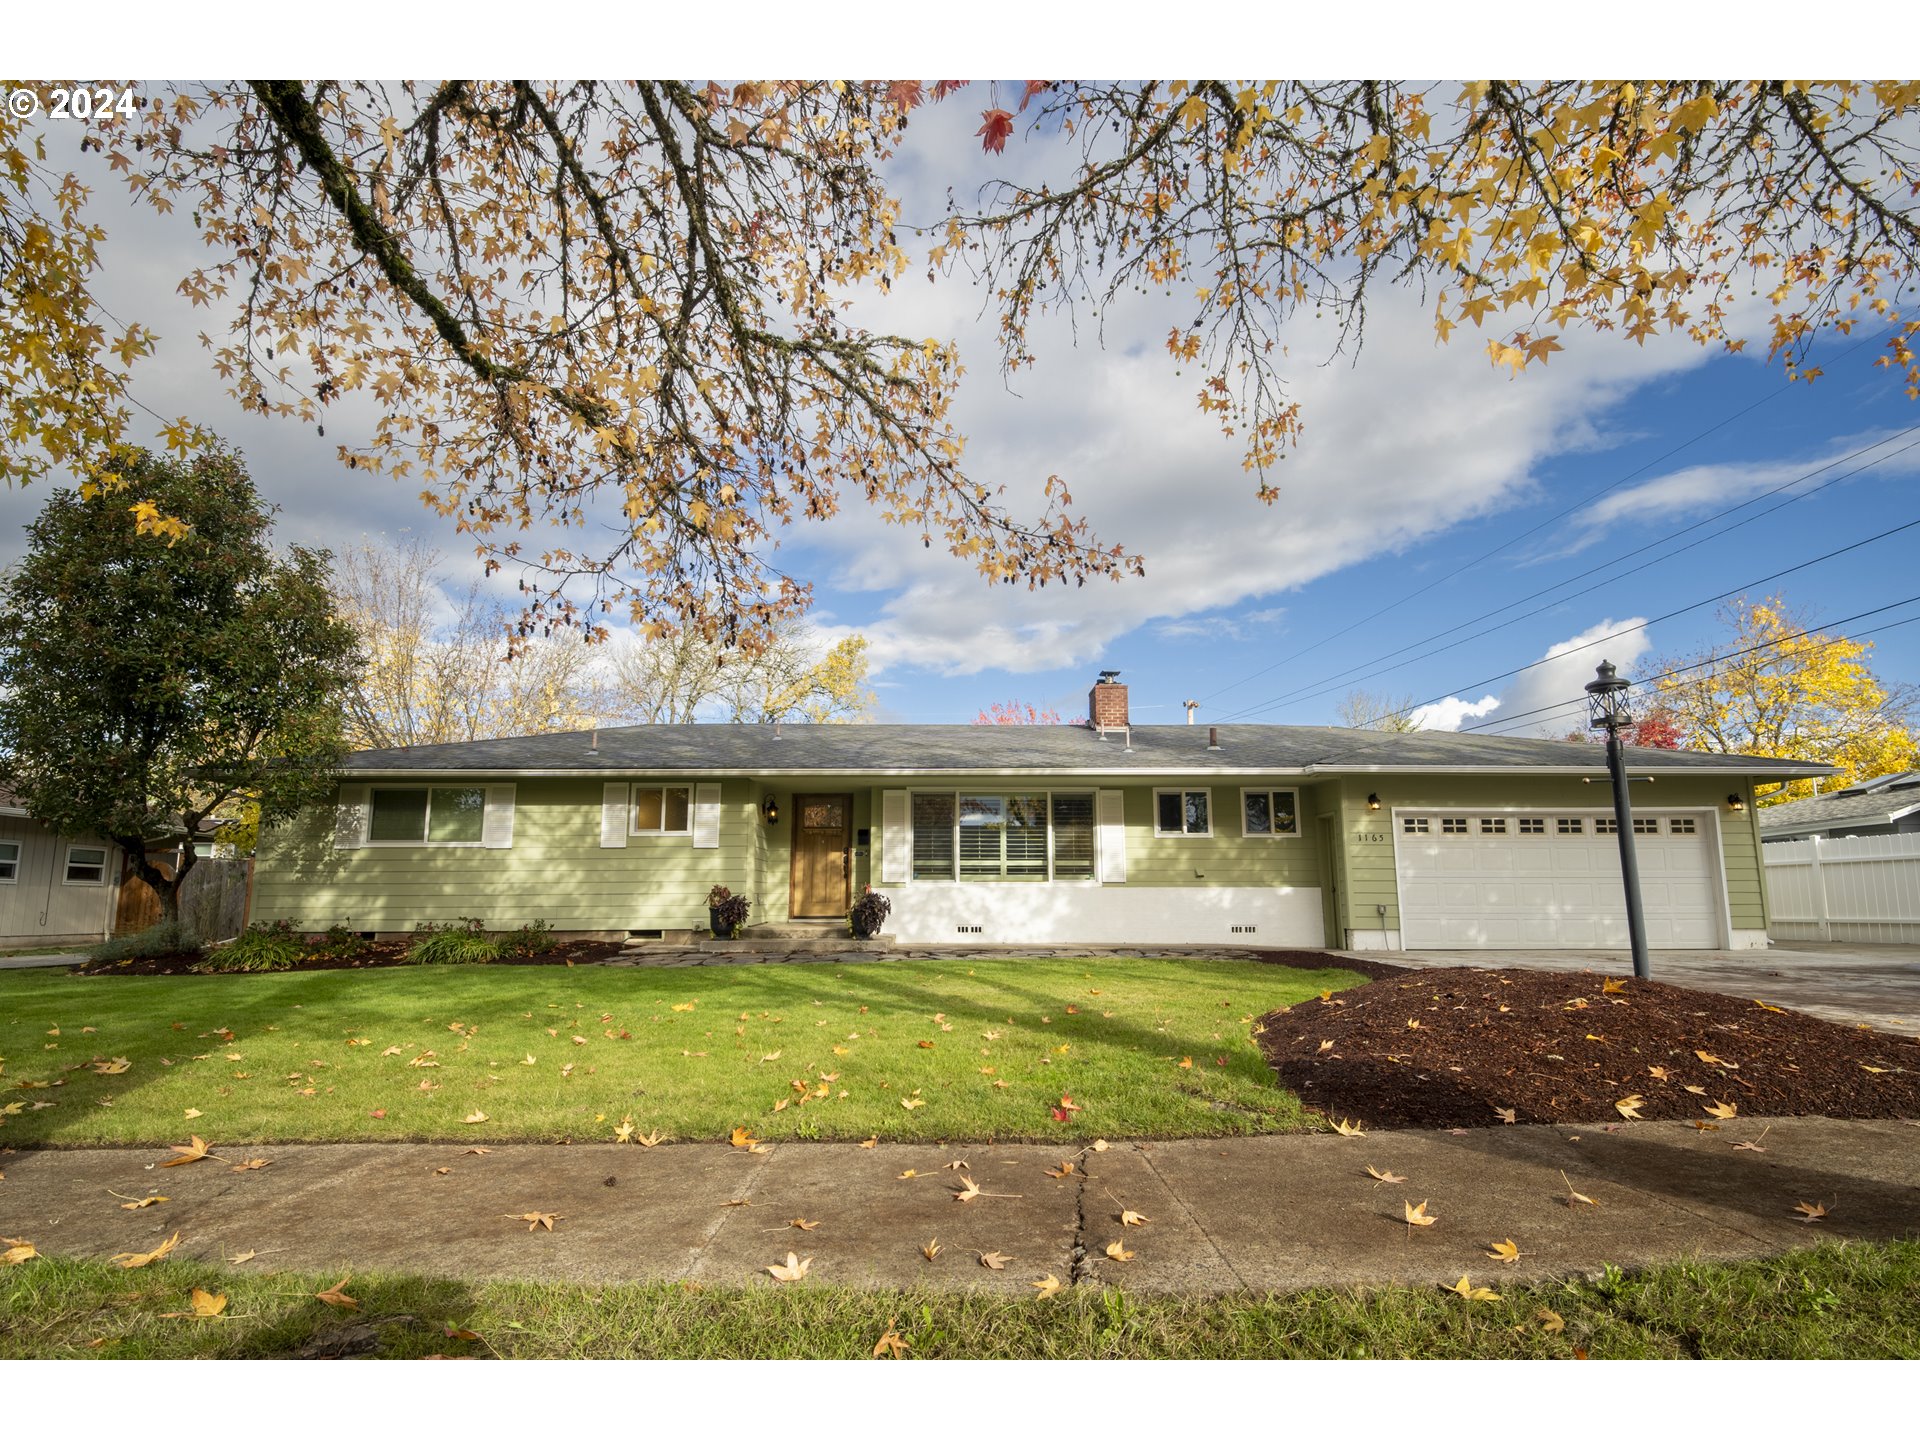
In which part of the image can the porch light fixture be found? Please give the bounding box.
[762,796,780,825]
[1366,793,1381,811]
[1586,660,1651,982]
[1727,794,1745,813]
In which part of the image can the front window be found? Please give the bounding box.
[1241,789,1300,838]
[368,787,486,845]
[631,785,692,836]
[1155,789,1211,836]
[912,793,956,879]
[64,845,108,884]
[0,841,17,883]
[1051,793,1096,879]
[910,790,1095,882]
[959,792,1048,880]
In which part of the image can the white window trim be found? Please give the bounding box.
[0,839,20,884]
[628,782,695,838]
[1153,787,1213,838]
[63,843,109,886]
[1239,787,1301,839]
[907,789,1098,883]
[360,785,489,848]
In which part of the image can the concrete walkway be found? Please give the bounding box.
[0,953,89,970]
[3,1118,1914,1294]
[1369,943,1920,1034]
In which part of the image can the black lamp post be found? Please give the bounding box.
[1586,660,1650,980]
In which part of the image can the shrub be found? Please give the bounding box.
[407,917,499,965]
[709,892,751,936]
[90,918,202,964]
[312,923,372,960]
[705,884,734,907]
[849,888,893,939]
[200,919,305,973]
[499,919,558,959]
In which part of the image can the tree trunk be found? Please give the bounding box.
[116,837,195,928]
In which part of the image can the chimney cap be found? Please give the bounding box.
[1097,669,1121,683]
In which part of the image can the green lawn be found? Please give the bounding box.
[4,1241,1913,1359]
[0,956,1361,1146]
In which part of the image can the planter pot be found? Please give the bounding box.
[708,907,735,940]
[851,921,882,940]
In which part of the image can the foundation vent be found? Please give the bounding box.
[1230,924,1258,934]
[955,924,984,935]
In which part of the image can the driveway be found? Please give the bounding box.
[1362,942,1920,1035]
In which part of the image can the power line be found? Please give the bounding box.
[1463,599,1920,738]
[1194,324,1898,709]
[1213,434,1920,722]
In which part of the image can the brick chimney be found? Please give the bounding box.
[1089,670,1129,730]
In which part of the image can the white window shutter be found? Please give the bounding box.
[692,783,722,849]
[333,784,368,849]
[600,782,629,848]
[880,789,909,883]
[1097,789,1127,883]
[482,785,516,849]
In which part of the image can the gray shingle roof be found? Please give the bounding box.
[336,724,1832,779]
[1758,773,1920,833]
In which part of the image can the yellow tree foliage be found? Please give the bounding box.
[606,620,874,725]
[1646,597,1919,802]
[2,81,1918,648]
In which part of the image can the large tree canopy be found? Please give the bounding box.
[0,447,359,920]
[4,80,1917,650]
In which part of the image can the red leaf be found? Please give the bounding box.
[886,81,925,112]
[370,1109,386,1119]
[931,81,969,102]
[1018,81,1051,112]
[977,109,1014,155]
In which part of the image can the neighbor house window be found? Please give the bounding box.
[630,785,692,836]
[910,791,1095,882]
[367,786,486,845]
[64,845,108,884]
[912,792,956,879]
[1241,789,1300,838]
[0,841,20,883]
[1155,789,1211,837]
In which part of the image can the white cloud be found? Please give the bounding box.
[1474,617,1656,738]
[1409,693,1502,731]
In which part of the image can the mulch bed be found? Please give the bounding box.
[1256,967,1920,1129]
[74,939,629,978]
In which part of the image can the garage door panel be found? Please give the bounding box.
[1398,812,1719,950]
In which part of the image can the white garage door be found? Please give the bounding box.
[1395,811,1722,949]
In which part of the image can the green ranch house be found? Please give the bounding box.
[251,675,1823,952]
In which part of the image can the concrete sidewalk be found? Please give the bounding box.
[4,1118,1915,1294]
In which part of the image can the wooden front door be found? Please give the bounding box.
[790,794,852,918]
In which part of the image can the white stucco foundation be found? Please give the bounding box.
[885,883,1324,947]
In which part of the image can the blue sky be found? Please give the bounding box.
[4,72,1915,739]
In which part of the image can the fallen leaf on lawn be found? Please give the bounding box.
[1329,1116,1366,1137]
[671,1002,696,1013]
[1492,1106,1516,1125]
[1404,1199,1436,1228]
[1446,1274,1501,1302]
[571,1036,587,1046]
[760,1051,782,1062]
[169,1288,228,1319]
[729,1126,755,1148]
[162,1135,213,1167]
[112,1232,181,1268]
[380,1046,404,1057]
[1703,1100,1738,1119]
[873,1325,911,1359]
[900,1097,926,1111]
[443,1324,482,1342]
[505,1211,561,1232]
[1793,1201,1829,1223]
[1614,1095,1644,1120]
[922,1238,941,1261]
[92,1057,132,1075]
[1045,1161,1075,1179]
[1537,1307,1566,1334]
[3,1238,38,1265]
[1486,1238,1523,1264]
[1104,1239,1134,1263]
[1120,1209,1150,1226]
[313,1277,358,1310]
[634,1129,663,1148]
[1366,1165,1407,1184]
[612,1117,635,1143]
[1559,1171,1599,1207]
[182,1108,203,1120]
[521,1054,537,1066]
[1176,1056,1192,1069]
[1695,1050,1737,1069]
[917,1040,935,1050]
[463,1111,488,1124]
[766,1252,811,1282]
[1030,1273,1061,1298]
[119,1196,168,1210]
[978,1250,1013,1270]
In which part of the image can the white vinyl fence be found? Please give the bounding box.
[1764,833,1920,944]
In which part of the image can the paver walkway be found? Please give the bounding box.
[4,1118,1914,1293]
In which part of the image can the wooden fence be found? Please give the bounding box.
[1763,833,1920,944]
[115,855,253,941]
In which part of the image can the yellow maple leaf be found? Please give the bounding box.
[1104,1239,1135,1262]
[505,1211,561,1232]
[1537,1307,1566,1333]
[161,1135,213,1167]
[872,1325,911,1359]
[313,1277,358,1310]
[1404,1199,1437,1228]
[1702,1100,1738,1119]
[729,1127,755,1148]
[1446,1274,1501,1302]
[1793,1200,1829,1223]
[766,1251,811,1282]
[119,1196,168,1210]
[1614,1095,1644,1120]
[1366,1165,1406,1184]
[112,1232,181,1268]
[2,1238,39,1266]
[1486,1238,1523,1264]
[462,1110,488,1124]
[1030,1273,1062,1298]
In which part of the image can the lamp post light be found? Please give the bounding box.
[1586,659,1650,980]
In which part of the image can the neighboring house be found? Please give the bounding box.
[1757,771,1920,843]
[0,788,121,947]
[251,674,1827,953]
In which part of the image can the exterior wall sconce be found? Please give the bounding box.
[1727,794,1745,813]
[1366,793,1381,811]
[763,796,780,825]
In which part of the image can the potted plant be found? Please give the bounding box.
[706,884,751,939]
[849,886,892,940]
